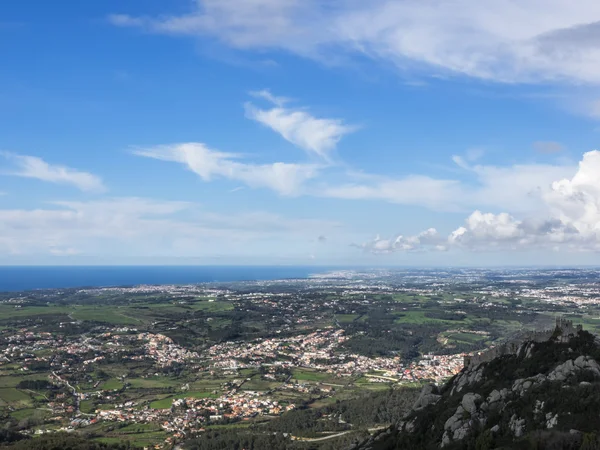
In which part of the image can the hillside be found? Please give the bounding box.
[353,329,600,450]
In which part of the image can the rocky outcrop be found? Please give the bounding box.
[548,355,600,380]
[352,331,600,450]
[546,412,559,429]
[450,364,483,395]
[512,374,545,396]
[509,414,526,437]
[510,356,600,396]
[413,384,441,410]
[441,353,600,447]
[440,393,485,447]
[487,388,508,405]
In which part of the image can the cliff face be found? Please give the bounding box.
[353,330,600,450]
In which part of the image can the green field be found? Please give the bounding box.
[149,397,172,409]
[336,314,360,323]
[80,399,95,413]
[71,307,141,325]
[118,423,163,433]
[101,379,124,391]
[292,369,330,382]
[393,311,460,325]
[189,301,234,312]
[0,375,47,388]
[189,379,229,391]
[576,315,600,333]
[450,332,484,343]
[0,305,71,319]
[241,379,279,392]
[0,388,32,408]
[176,391,219,399]
[128,377,180,389]
[10,408,43,420]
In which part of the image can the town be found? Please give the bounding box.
[2,268,600,448]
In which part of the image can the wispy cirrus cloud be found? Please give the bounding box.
[133,142,319,196]
[1,152,106,193]
[244,90,356,160]
[109,1,600,85]
[249,89,289,107]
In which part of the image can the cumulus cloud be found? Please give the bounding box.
[357,150,600,254]
[110,1,600,84]
[245,91,356,160]
[134,142,318,196]
[544,150,600,240]
[448,211,581,251]
[355,228,446,254]
[1,152,106,192]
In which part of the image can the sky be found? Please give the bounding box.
[2,0,600,266]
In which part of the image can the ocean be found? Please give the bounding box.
[0,266,335,292]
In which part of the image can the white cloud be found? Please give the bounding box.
[244,92,356,159]
[355,228,446,254]
[357,150,600,254]
[1,152,106,193]
[448,211,583,251]
[544,150,600,240]
[460,160,575,213]
[132,138,575,215]
[134,142,318,196]
[110,1,600,84]
[249,89,289,107]
[0,197,341,257]
[107,14,145,27]
[320,158,574,213]
[49,247,81,256]
[321,175,464,211]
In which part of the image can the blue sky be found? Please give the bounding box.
[2,0,600,265]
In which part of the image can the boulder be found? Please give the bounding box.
[574,355,586,369]
[413,383,441,410]
[546,413,558,429]
[509,414,526,437]
[461,393,481,415]
[452,365,484,395]
[487,389,502,404]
